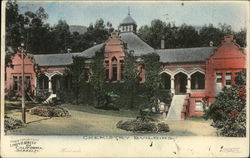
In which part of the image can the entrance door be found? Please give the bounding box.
[174,72,187,94]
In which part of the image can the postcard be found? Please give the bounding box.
[1,0,249,157]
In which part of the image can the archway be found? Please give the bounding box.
[38,74,49,90]
[51,74,62,94]
[191,72,205,90]
[174,72,187,94]
[160,73,171,90]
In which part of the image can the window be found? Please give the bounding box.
[112,64,117,81]
[216,72,222,83]
[38,74,48,89]
[111,57,118,81]
[13,76,18,91]
[105,60,109,80]
[120,60,124,80]
[191,72,205,89]
[225,72,232,86]
[195,100,203,112]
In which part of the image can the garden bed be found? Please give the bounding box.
[116,116,170,133]
[30,105,71,117]
[5,116,25,132]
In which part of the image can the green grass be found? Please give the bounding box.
[186,115,205,121]
[61,103,141,118]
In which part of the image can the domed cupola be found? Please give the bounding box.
[119,9,137,33]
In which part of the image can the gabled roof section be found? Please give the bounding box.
[120,32,154,56]
[120,14,137,26]
[76,43,105,58]
[33,53,74,66]
[33,53,73,66]
[156,47,216,63]
[32,44,104,66]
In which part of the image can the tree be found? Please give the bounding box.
[199,24,224,46]
[176,24,200,48]
[90,46,106,107]
[138,19,178,49]
[6,1,25,49]
[141,53,161,112]
[205,71,246,137]
[51,20,72,53]
[123,50,140,108]
[235,28,246,47]
[23,7,52,54]
[68,56,87,104]
[84,19,109,48]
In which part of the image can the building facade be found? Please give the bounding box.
[5,13,246,119]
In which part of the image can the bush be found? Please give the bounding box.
[35,89,50,103]
[116,117,170,133]
[30,105,71,117]
[205,71,246,137]
[5,116,25,131]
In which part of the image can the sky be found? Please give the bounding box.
[17,1,248,31]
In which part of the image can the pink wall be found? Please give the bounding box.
[5,51,36,96]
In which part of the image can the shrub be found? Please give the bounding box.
[5,116,25,132]
[30,105,71,117]
[205,71,246,137]
[116,117,170,133]
[35,89,50,103]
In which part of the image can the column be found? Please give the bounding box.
[117,60,121,81]
[171,76,175,94]
[109,60,112,80]
[48,76,52,93]
[187,77,191,93]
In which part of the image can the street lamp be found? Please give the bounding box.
[21,42,26,123]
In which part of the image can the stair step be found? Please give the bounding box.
[166,95,186,120]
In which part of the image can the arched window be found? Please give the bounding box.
[120,60,124,80]
[111,57,118,81]
[160,73,171,89]
[105,60,109,80]
[38,74,48,89]
[191,72,205,89]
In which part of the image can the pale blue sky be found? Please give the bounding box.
[17,1,248,31]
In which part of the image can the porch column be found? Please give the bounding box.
[117,59,121,81]
[48,76,52,93]
[171,77,175,94]
[187,77,191,93]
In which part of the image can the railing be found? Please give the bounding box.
[181,93,191,119]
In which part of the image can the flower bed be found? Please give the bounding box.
[30,106,71,117]
[5,116,25,131]
[116,116,170,133]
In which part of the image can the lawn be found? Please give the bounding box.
[4,101,217,136]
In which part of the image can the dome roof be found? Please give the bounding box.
[120,14,137,26]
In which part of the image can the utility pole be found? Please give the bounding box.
[21,43,26,123]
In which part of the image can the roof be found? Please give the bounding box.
[77,43,105,58]
[32,44,104,66]
[120,14,137,26]
[120,32,154,56]
[155,47,216,63]
[33,53,74,66]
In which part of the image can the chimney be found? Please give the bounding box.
[161,39,165,49]
[224,35,234,43]
[209,41,213,47]
[161,35,165,49]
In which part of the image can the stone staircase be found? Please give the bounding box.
[166,95,186,120]
[43,93,57,104]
